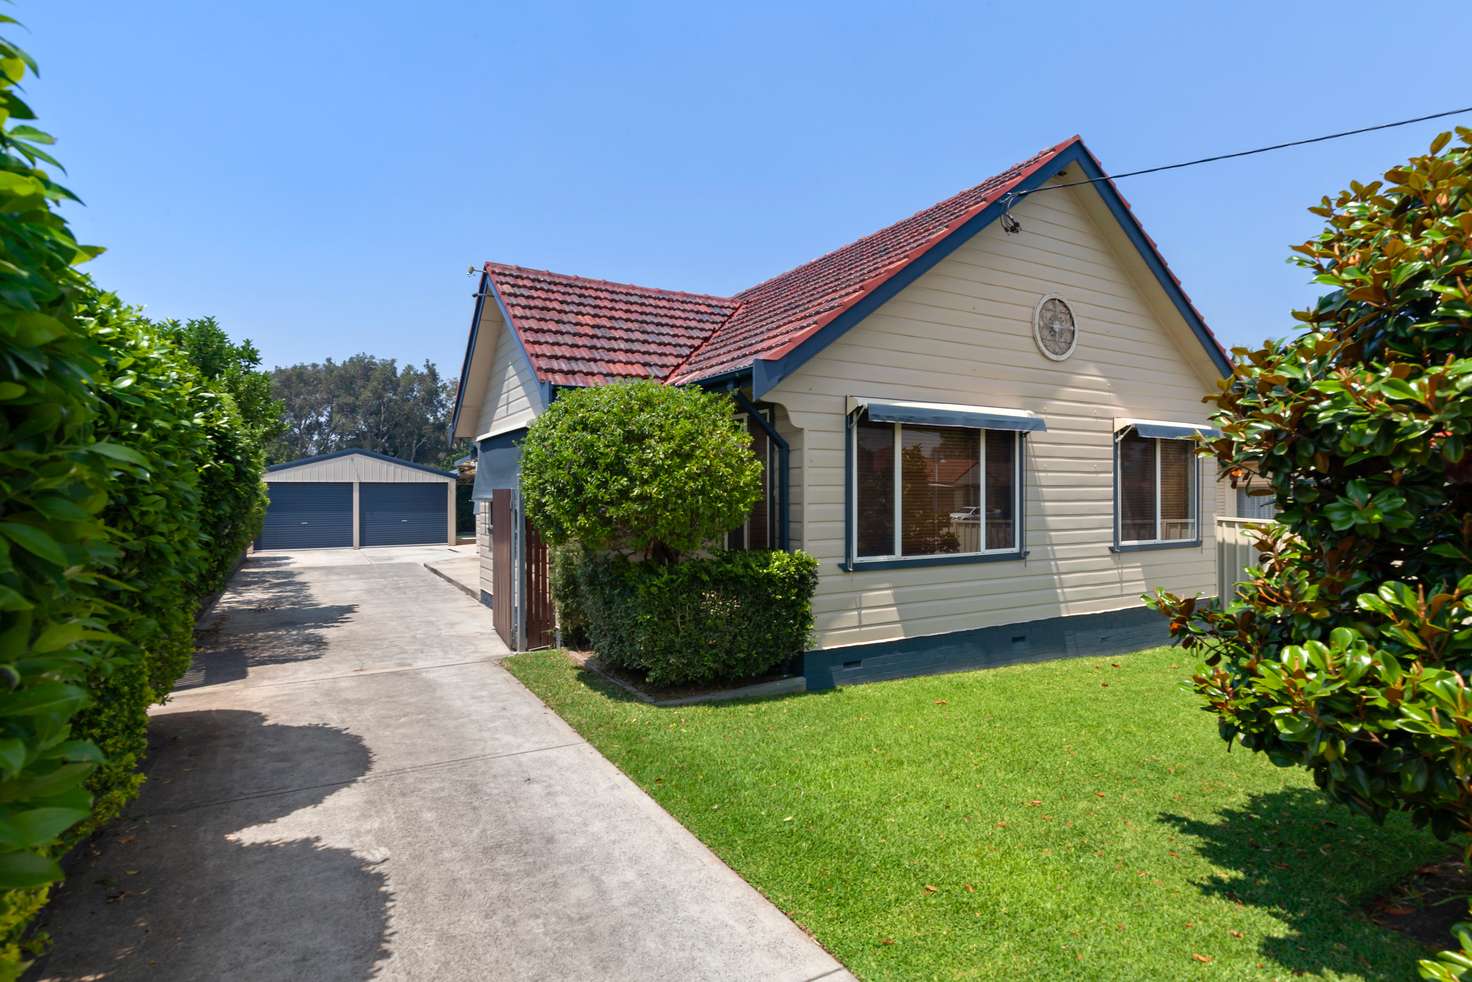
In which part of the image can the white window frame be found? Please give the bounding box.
[1115,434,1199,547]
[850,421,1021,562]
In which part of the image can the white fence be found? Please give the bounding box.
[1216,517,1274,603]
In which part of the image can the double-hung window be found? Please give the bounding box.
[1114,420,1209,548]
[847,399,1044,566]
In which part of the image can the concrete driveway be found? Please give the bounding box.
[33,547,850,982]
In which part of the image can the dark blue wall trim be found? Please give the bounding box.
[266,448,456,479]
[843,408,854,569]
[752,142,1231,399]
[802,604,1181,691]
[842,550,1023,572]
[1109,540,1201,554]
[479,590,493,609]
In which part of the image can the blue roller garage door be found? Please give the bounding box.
[258,483,353,549]
[360,483,447,546]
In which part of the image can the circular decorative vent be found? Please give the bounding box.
[1033,296,1077,361]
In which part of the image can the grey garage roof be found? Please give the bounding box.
[266,448,456,479]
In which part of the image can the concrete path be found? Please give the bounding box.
[423,552,481,600]
[32,547,851,982]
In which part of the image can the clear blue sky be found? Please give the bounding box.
[21,2,1472,376]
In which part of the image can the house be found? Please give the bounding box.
[452,136,1238,684]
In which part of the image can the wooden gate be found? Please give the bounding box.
[491,489,515,649]
[489,488,555,651]
[523,522,555,649]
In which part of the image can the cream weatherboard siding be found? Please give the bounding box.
[473,306,545,439]
[476,500,493,600]
[766,178,1225,652]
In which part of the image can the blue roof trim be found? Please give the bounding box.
[1126,421,1220,440]
[752,141,1231,398]
[449,271,491,442]
[863,402,1046,433]
[266,448,456,479]
[450,271,552,442]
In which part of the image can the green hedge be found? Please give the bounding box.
[0,34,116,972]
[548,541,590,648]
[567,549,818,686]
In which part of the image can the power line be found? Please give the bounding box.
[999,105,1472,228]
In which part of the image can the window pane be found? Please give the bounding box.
[1159,439,1196,540]
[901,425,979,556]
[1119,433,1157,541]
[984,430,1016,550]
[855,420,895,557]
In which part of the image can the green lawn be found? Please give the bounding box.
[504,648,1446,981]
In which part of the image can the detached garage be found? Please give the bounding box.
[258,450,457,550]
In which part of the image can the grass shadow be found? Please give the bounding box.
[1161,786,1446,980]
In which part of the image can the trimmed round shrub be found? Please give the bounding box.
[572,549,819,685]
[519,380,763,560]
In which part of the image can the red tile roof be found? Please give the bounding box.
[484,264,737,387]
[668,137,1076,383]
[477,136,1226,390]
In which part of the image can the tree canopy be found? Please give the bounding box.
[268,354,463,467]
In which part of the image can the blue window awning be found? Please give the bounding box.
[847,397,1046,433]
[1115,418,1219,440]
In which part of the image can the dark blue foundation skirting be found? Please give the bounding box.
[479,590,493,609]
[802,604,1186,691]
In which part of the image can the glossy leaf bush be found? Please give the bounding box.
[1151,133,1472,973]
[1154,132,1472,982]
[1155,131,1472,833]
[520,380,762,561]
